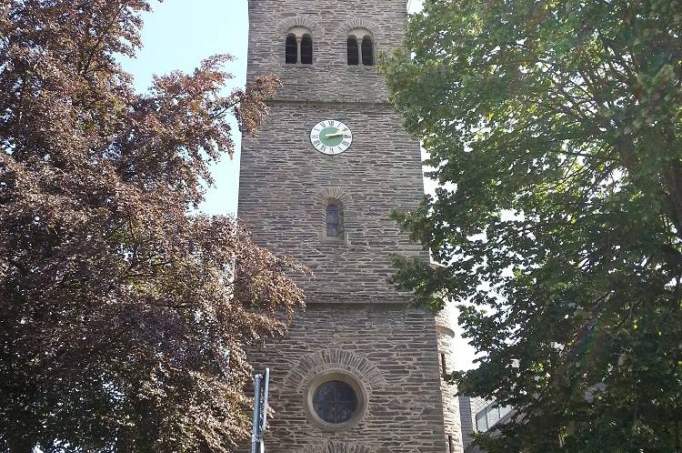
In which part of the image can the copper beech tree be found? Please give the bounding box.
[0,1,303,452]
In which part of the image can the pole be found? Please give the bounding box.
[250,373,262,453]
[261,368,270,433]
[250,369,270,453]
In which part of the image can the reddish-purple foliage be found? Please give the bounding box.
[0,1,302,451]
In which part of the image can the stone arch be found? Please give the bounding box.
[283,348,387,394]
[275,17,319,65]
[335,18,383,53]
[277,16,318,37]
[317,187,352,203]
[316,187,352,242]
[316,187,352,222]
[295,441,375,453]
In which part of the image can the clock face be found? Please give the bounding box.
[310,120,353,155]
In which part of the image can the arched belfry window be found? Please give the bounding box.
[284,27,313,65]
[285,34,298,64]
[347,36,359,65]
[361,36,374,66]
[347,29,374,66]
[300,34,313,65]
[326,201,344,239]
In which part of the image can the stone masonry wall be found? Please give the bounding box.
[248,304,448,453]
[436,314,464,453]
[246,0,407,104]
[239,102,427,305]
[239,0,461,451]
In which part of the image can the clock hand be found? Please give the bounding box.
[325,131,347,138]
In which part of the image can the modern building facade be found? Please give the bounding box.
[459,396,514,453]
[238,1,462,451]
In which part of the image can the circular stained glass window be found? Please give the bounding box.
[312,380,359,424]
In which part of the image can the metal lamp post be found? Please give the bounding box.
[250,368,270,453]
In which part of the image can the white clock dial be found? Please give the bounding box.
[310,120,353,155]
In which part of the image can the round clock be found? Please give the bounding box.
[310,120,353,155]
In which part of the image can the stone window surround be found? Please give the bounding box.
[317,188,352,245]
[347,28,374,66]
[305,370,368,432]
[324,198,345,241]
[286,26,313,65]
[283,348,388,433]
[275,17,382,67]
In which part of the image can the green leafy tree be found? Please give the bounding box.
[383,0,681,451]
[0,1,302,451]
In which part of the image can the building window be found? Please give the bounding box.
[285,27,313,65]
[347,36,359,65]
[285,33,298,64]
[440,353,448,379]
[326,201,344,238]
[313,380,358,424]
[348,29,374,66]
[448,435,455,453]
[300,34,313,64]
[475,403,513,432]
[361,36,374,66]
[306,372,366,430]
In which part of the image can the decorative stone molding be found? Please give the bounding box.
[305,370,368,431]
[335,18,381,37]
[317,187,352,244]
[335,18,383,50]
[348,27,373,41]
[295,441,375,453]
[283,348,386,393]
[287,26,313,39]
[316,187,352,221]
[274,17,320,65]
[276,16,319,36]
[317,187,352,206]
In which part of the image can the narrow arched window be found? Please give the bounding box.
[361,36,374,66]
[326,202,343,238]
[300,34,313,65]
[347,36,359,65]
[285,34,298,64]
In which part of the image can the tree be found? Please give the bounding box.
[383,0,682,451]
[0,1,302,451]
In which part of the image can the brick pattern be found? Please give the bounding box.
[239,0,462,451]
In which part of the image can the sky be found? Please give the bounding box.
[120,0,476,371]
[120,0,249,216]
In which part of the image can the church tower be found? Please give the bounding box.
[238,1,462,451]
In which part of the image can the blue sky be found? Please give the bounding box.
[120,0,249,217]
